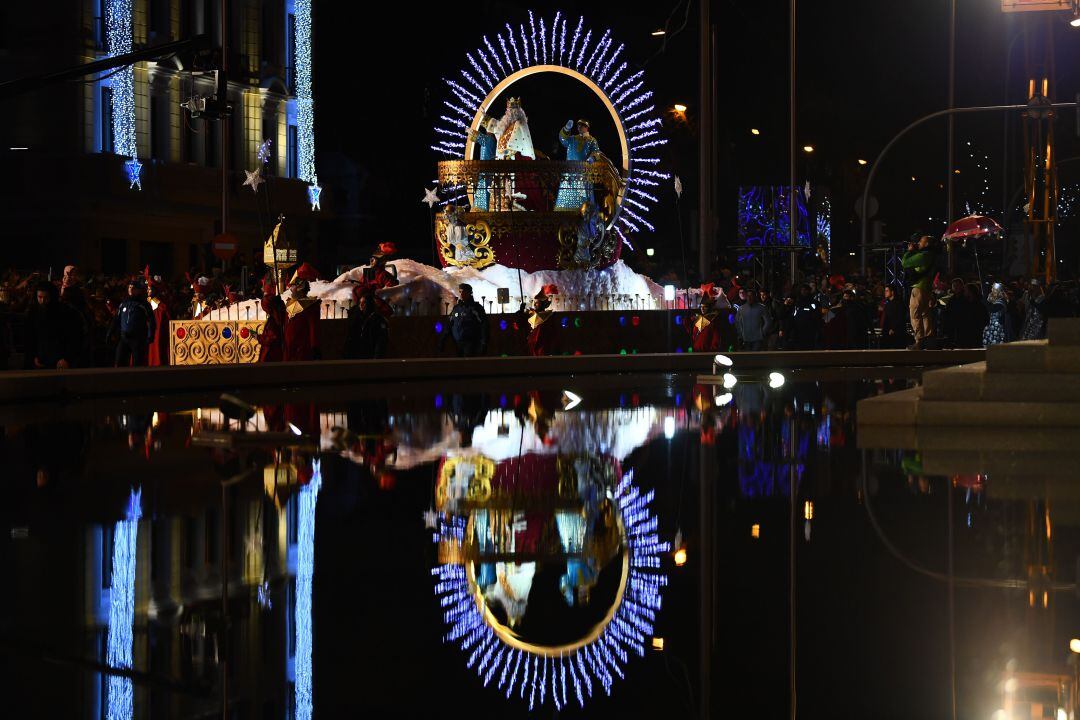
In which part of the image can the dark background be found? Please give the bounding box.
[314,1,1080,280]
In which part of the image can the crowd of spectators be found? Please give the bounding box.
[704,261,1079,352]
[2,254,1078,369]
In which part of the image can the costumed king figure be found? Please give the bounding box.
[257,278,287,362]
[573,200,606,268]
[467,117,498,211]
[145,269,172,367]
[438,283,488,357]
[494,98,536,211]
[556,119,599,209]
[444,205,475,264]
[688,283,727,353]
[523,284,559,357]
[283,262,320,361]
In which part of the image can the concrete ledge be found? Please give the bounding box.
[921,361,1080,403]
[0,348,982,405]
[987,340,1080,373]
[854,387,920,426]
[917,399,1080,426]
[1049,318,1080,346]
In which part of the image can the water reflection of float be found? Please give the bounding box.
[432,461,667,709]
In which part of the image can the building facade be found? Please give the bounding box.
[1,0,318,279]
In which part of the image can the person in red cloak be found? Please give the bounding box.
[353,242,397,317]
[144,267,172,366]
[688,283,725,352]
[284,262,320,361]
[524,284,558,356]
[257,278,287,362]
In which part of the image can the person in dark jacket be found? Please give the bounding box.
[344,289,390,359]
[438,283,488,357]
[25,281,85,370]
[879,285,909,348]
[785,284,823,350]
[111,280,156,367]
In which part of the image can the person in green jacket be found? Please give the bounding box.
[901,235,938,349]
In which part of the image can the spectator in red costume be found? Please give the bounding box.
[284,262,320,361]
[145,267,172,366]
[258,278,287,362]
[524,284,558,356]
[688,283,726,352]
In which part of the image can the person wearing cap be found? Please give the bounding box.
[438,283,488,357]
[284,262,320,361]
[524,284,558,356]
[555,119,599,209]
[901,234,939,349]
[110,279,155,367]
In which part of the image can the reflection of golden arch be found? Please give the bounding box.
[465,64,630,174]
[462,511,629,658]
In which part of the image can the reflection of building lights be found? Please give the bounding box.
[663,284,675,301]
[295,460,322,720]
[714,392,733,407]
[722,373,737,389]
[288,422,302,436]
[664,416,676,439]
[1070,638,1080,654]
[1043,590,1049,608]
[651,637,665,650]
[803,500,813,520]
[1004,677,1018,694]
[673,548,687,566]
[769,372,785,389]
[106,488,141,720]
[750,128,760,136]
[751,523,760,539]
[802,145,814,153]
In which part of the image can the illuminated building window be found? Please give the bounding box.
[100,86,115,153]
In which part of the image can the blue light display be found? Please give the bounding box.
[106,488,141,720]
[294,460,322,720]
[106,0,138,190]
[431,470,669,709]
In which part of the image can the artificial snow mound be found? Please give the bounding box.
[205,259,664,321]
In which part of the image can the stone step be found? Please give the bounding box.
[921,361,1080,402]
[916,398,1080,426]
[986,340,1080,374]
[1049,317,1080,346]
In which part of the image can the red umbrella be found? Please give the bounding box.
[942,214,1004,241]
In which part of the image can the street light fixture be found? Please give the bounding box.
[751,128,761,135]
[857,158,868,166]
[802,145,814,153]
[673,103,687,113]
[652,29,666,36]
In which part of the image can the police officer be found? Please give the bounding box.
[439,283,488,357]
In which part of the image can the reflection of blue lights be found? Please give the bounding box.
[106,488,141,720]
[434,321,444,334]
[294,460,322,720]
[432,470,667,708]
[434,394,444,409]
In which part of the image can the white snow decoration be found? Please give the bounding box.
[203,259,665,321]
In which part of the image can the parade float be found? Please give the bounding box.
[171,12,725,364]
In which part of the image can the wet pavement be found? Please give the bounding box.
[1,368,1076,718]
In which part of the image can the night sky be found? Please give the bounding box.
[314,1,1080,277]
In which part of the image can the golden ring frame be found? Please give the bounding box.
[464,64,630,230]
[462,506,630,658]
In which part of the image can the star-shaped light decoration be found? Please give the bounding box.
[674,175,683,199]
[125,158,143,191]
[421,186,440,209]
[423,507,439,529]
[257,138,273,164]
[307,182,322,211]
[243,168,265,193]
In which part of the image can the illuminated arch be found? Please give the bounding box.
[433,11,669,248]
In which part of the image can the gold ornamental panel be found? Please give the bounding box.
[436,216,496,270]
[170,320,268,365]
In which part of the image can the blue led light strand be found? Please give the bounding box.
[106,489,141,720]
[294,460,322,720]
[294,0,319,208]
[106,0,138,190]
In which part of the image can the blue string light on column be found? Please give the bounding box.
[294,0,320,210]
[106,0,140,190]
